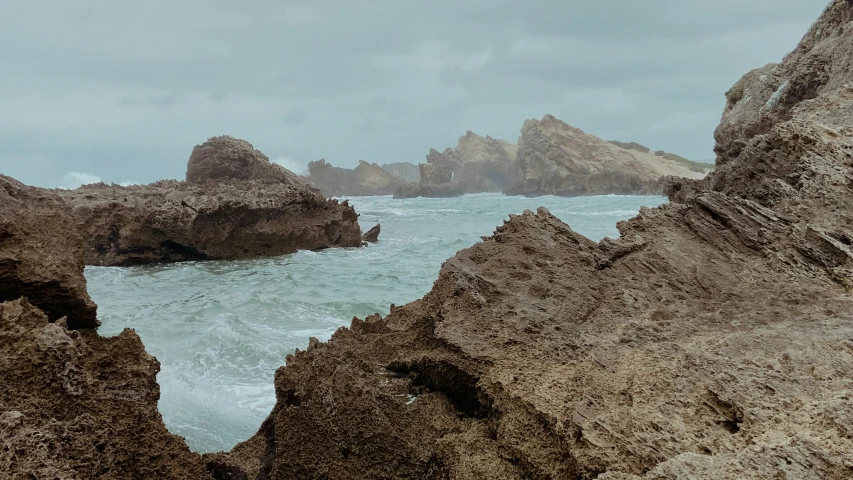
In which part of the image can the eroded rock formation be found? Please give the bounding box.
[505,115,707,196]
[609,141,714,174]
[186,135,304,186]
[393,163,467,199]
[426,131,520,192]
[362,224,380,243]
[54,137,364,266]
[0,175,98,330]
[59,180,362,266]
[212,3,853,478]
[306,159,408,197]
[380,162,420,183]
[0,183,210,478]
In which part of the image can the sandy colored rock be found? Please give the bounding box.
[306,159,408,197]
[505,115,706,196]
[59,180,362,266]
[186,135,304,186]
[215,3,853,479]
[381,162,420,183]
[0,175,98,330]
[418,163,453,184]
[427,131,520,192]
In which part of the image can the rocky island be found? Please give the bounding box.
[2,1,853,479]
[304,159,409,197]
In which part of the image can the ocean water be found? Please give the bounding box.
[86,193,666,453]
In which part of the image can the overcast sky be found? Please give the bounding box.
[0,0,829,188]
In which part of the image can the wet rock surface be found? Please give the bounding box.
[505,115,706,197]
[213,3,853,479]
[361,224,381,243]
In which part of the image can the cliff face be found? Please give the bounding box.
[427,131,519,193]
[306,159,408,197]
[380,162,420,183]
[214,3,853,479]
[505,115,707,196]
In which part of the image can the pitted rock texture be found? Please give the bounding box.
[0,298,212,479]
[505,115,706,196]
[186,135,304,186]
[0,175,98,330]
[214,3,853,479]
[306,159,408,197]
[59,180,362,267]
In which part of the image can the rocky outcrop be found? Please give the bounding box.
[0,175,98,330]
[306,159,408,197]
[59,180,362,266]
[362,224,380,243]
[53,137,364,266]
[213,3,853,479]
[418,163,453,184]
[427,131,519,192]
[505,115,707,196]
[0,179,211,478]
[186,136,304,186]
[0,299,212,479]
[380,162,420,183]
[393,163,467,199]
[609,141,715,174]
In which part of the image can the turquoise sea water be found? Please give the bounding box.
[85,193,667,453]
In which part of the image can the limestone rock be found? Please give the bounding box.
[426,131,519,192]
[59,180,362,266]
[306,159,408,197]
[0,298,211,479]
[393,163,466,199]
[215,3,853,478]
[505,115,706,196]
[0,175,98,330]
[418,163,453,184]
[186,135,303,186]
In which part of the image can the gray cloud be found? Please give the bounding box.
[0,0,829,187]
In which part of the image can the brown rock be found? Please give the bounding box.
[306,159,408,197]
[59,180,362,266]
[362,224,381,243]
[0,298,212,479]
[186,135,303,186]
[215,3,853,479]
[0,175,98,330]
[504,115,706,196]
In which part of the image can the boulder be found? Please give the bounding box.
[186,135,303,186]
